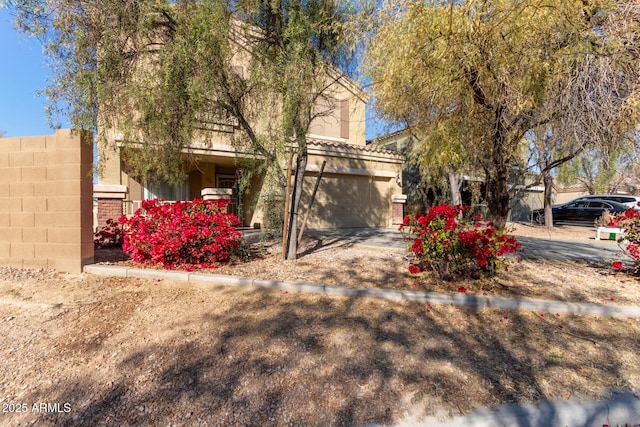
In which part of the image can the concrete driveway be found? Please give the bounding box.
[297,227,629,265]
[515,235,627,264]
[392,389,640,427]
[303,227,406,251]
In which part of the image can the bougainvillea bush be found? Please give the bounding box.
[400,203,521,279]
[94,218,125,249]
[608,207,640,275]
[119,198,242,270]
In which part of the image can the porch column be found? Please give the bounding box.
[94,184,127,230]
[391,194,407,226]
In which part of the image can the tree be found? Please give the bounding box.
[365,0,640,228]
[6,0,355,259]
[377,127,467,214]
[527,43,640,228]
[411,126,469,210]
[556,140,639,195]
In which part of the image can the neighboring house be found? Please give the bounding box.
[555,183,588,205]
[555,180,640,205]
[507,172,545,222]
[372,128,544,222]
[95,54,405,230]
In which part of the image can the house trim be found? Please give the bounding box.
[306,133,348,144]
[115,138,264,160]
[306,140,405,163]
[94,184,128,199]
[299,164,398,179]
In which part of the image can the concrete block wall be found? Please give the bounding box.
[0,129,94,273]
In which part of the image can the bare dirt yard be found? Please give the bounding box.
[1,224,639,426]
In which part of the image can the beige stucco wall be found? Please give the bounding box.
[556,189,586,204]
[0,129,94,273]
[307,75,367,146]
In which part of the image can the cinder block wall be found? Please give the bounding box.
[0,129,94,273]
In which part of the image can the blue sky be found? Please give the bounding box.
[0,8,64,137]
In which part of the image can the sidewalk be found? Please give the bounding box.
[393,389,640,427]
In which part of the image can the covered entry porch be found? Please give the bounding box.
[95,142,266,229]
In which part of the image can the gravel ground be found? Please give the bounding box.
[0,224,638,426]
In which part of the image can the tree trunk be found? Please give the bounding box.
[281,151,294,259]
[486,119,511,229]
[297,161,325,246]
[286,149,307,260]
[448,172,462,206]
[417,181,431,213]
[486,167,511,229]
[543,171,554,231]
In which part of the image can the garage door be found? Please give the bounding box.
[298,173,392,229]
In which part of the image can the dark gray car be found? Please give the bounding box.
[532,199,628,225]
[572,194,640,210]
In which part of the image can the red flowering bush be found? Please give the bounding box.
[119,198,242,270]
[94,218,125,249]
[608,208,640,275]
[400,203,521,279]
[607,207,640,229]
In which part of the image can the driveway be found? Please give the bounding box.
[296,227,629,265]
[304,227,406,251]
[515,236,627,264]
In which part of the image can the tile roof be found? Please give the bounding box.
[306,138,405,161]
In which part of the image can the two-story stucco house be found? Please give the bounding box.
[94,21,405,231]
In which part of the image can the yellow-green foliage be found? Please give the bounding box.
[365,0,640,224]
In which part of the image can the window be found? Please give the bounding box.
[144,181,189,201]
[617,197,635,204]
[309,96,348,140]
[568,201,588,208]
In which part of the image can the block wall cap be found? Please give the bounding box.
[392,194,408,203]
[94,184,128,199]
[201,188,233,196]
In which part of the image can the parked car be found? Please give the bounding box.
[531,199,628,225]
[573,194,640,210]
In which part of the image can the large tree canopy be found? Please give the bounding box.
[366,0,640,227]
[5,0,356,258]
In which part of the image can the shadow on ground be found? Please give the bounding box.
[8,283,638,426]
